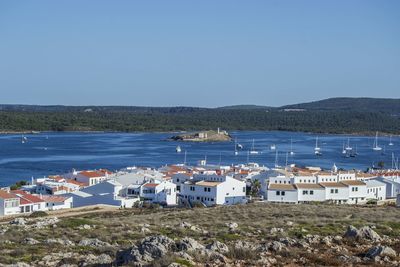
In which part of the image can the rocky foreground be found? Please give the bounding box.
[0,203,399,266]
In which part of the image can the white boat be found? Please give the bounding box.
[315,150,322,156]
[342,143,347,154]
[176,145,182,153]
[289,138,294,156]
[249,139,259,154]
[373,132,382,151]
[389,135,394,146]
[270,144,276,150]
[314,136,321,151]
[345,138,352,151]
[234,139,239,156]
[274,150,280,168]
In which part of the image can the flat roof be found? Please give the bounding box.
[196,181,221,187]
[295,183,324,189]
[268,184,296,191]
[319,182,347,188]
[340,180,366,186]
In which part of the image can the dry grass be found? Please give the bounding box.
[1,202,400,265]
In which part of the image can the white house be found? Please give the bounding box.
[63,169,113,186]
[65,180,138,208]
[180,176,246,206]
[40,195,73,210]
[365,180,386,201]
[341,180,367,204]
[295,183,325,202]
[139,181,177,206]
[266,184,297,203]
[0,190,20,216]
[376,177,400,198]
[12,190,47,214]
[320,182,349,204]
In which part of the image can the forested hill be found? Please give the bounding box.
[0,98,399,134]
[281,97,400,114]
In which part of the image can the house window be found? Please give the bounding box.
[310,190,314,195]
[330,189,334,194]
[335,189,338,193]
[243,187,245,192]
[303,190,308,195]
[281,191,285,196]
[276,191,280,196]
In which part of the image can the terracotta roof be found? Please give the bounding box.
[0,190,18,199]
[13,191,44,204]
[295,183,324,189]
[40,195,69,202]
[340,180,366,186]
[319,182,347,188]
[66,179,87,186]
[268,184,296,191]
[79,171,105,178]
[143,183,159,188]
[195,181,221,187]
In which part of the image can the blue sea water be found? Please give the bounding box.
[0,131,398,187]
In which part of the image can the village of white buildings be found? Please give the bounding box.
[1,160,400,217]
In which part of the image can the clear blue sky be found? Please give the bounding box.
[0,0,399,107]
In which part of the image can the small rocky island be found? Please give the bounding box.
[170,129,232,142]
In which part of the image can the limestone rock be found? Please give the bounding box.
[366,245,397,259]
[206,240,229,254]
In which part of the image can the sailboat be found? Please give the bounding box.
[289,138,295,156]
[389,135,394,146]
[270,144,276,150]
[234,139,239,156]
[274,150,280,168]
[342,143,347,155]
[176,145,182,153]
[314,136,322,156]
[249,139,259,154]
[345,138,352,151]
[373,132,382,151]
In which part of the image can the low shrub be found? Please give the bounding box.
[29,211,48,218]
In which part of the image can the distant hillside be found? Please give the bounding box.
[281,97,400,114]
[218,105,271,110]
[0,98,399,134]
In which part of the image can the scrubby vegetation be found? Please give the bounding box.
[1,97,400,134]
[0,203,400,266]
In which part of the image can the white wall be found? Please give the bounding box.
[324,186,349,203]
[347,185,367,204]
[0,198,20,216]
[297,188,325,202]
[267,189,298,203]
[46,198,73,210]
[366,186,386,201]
